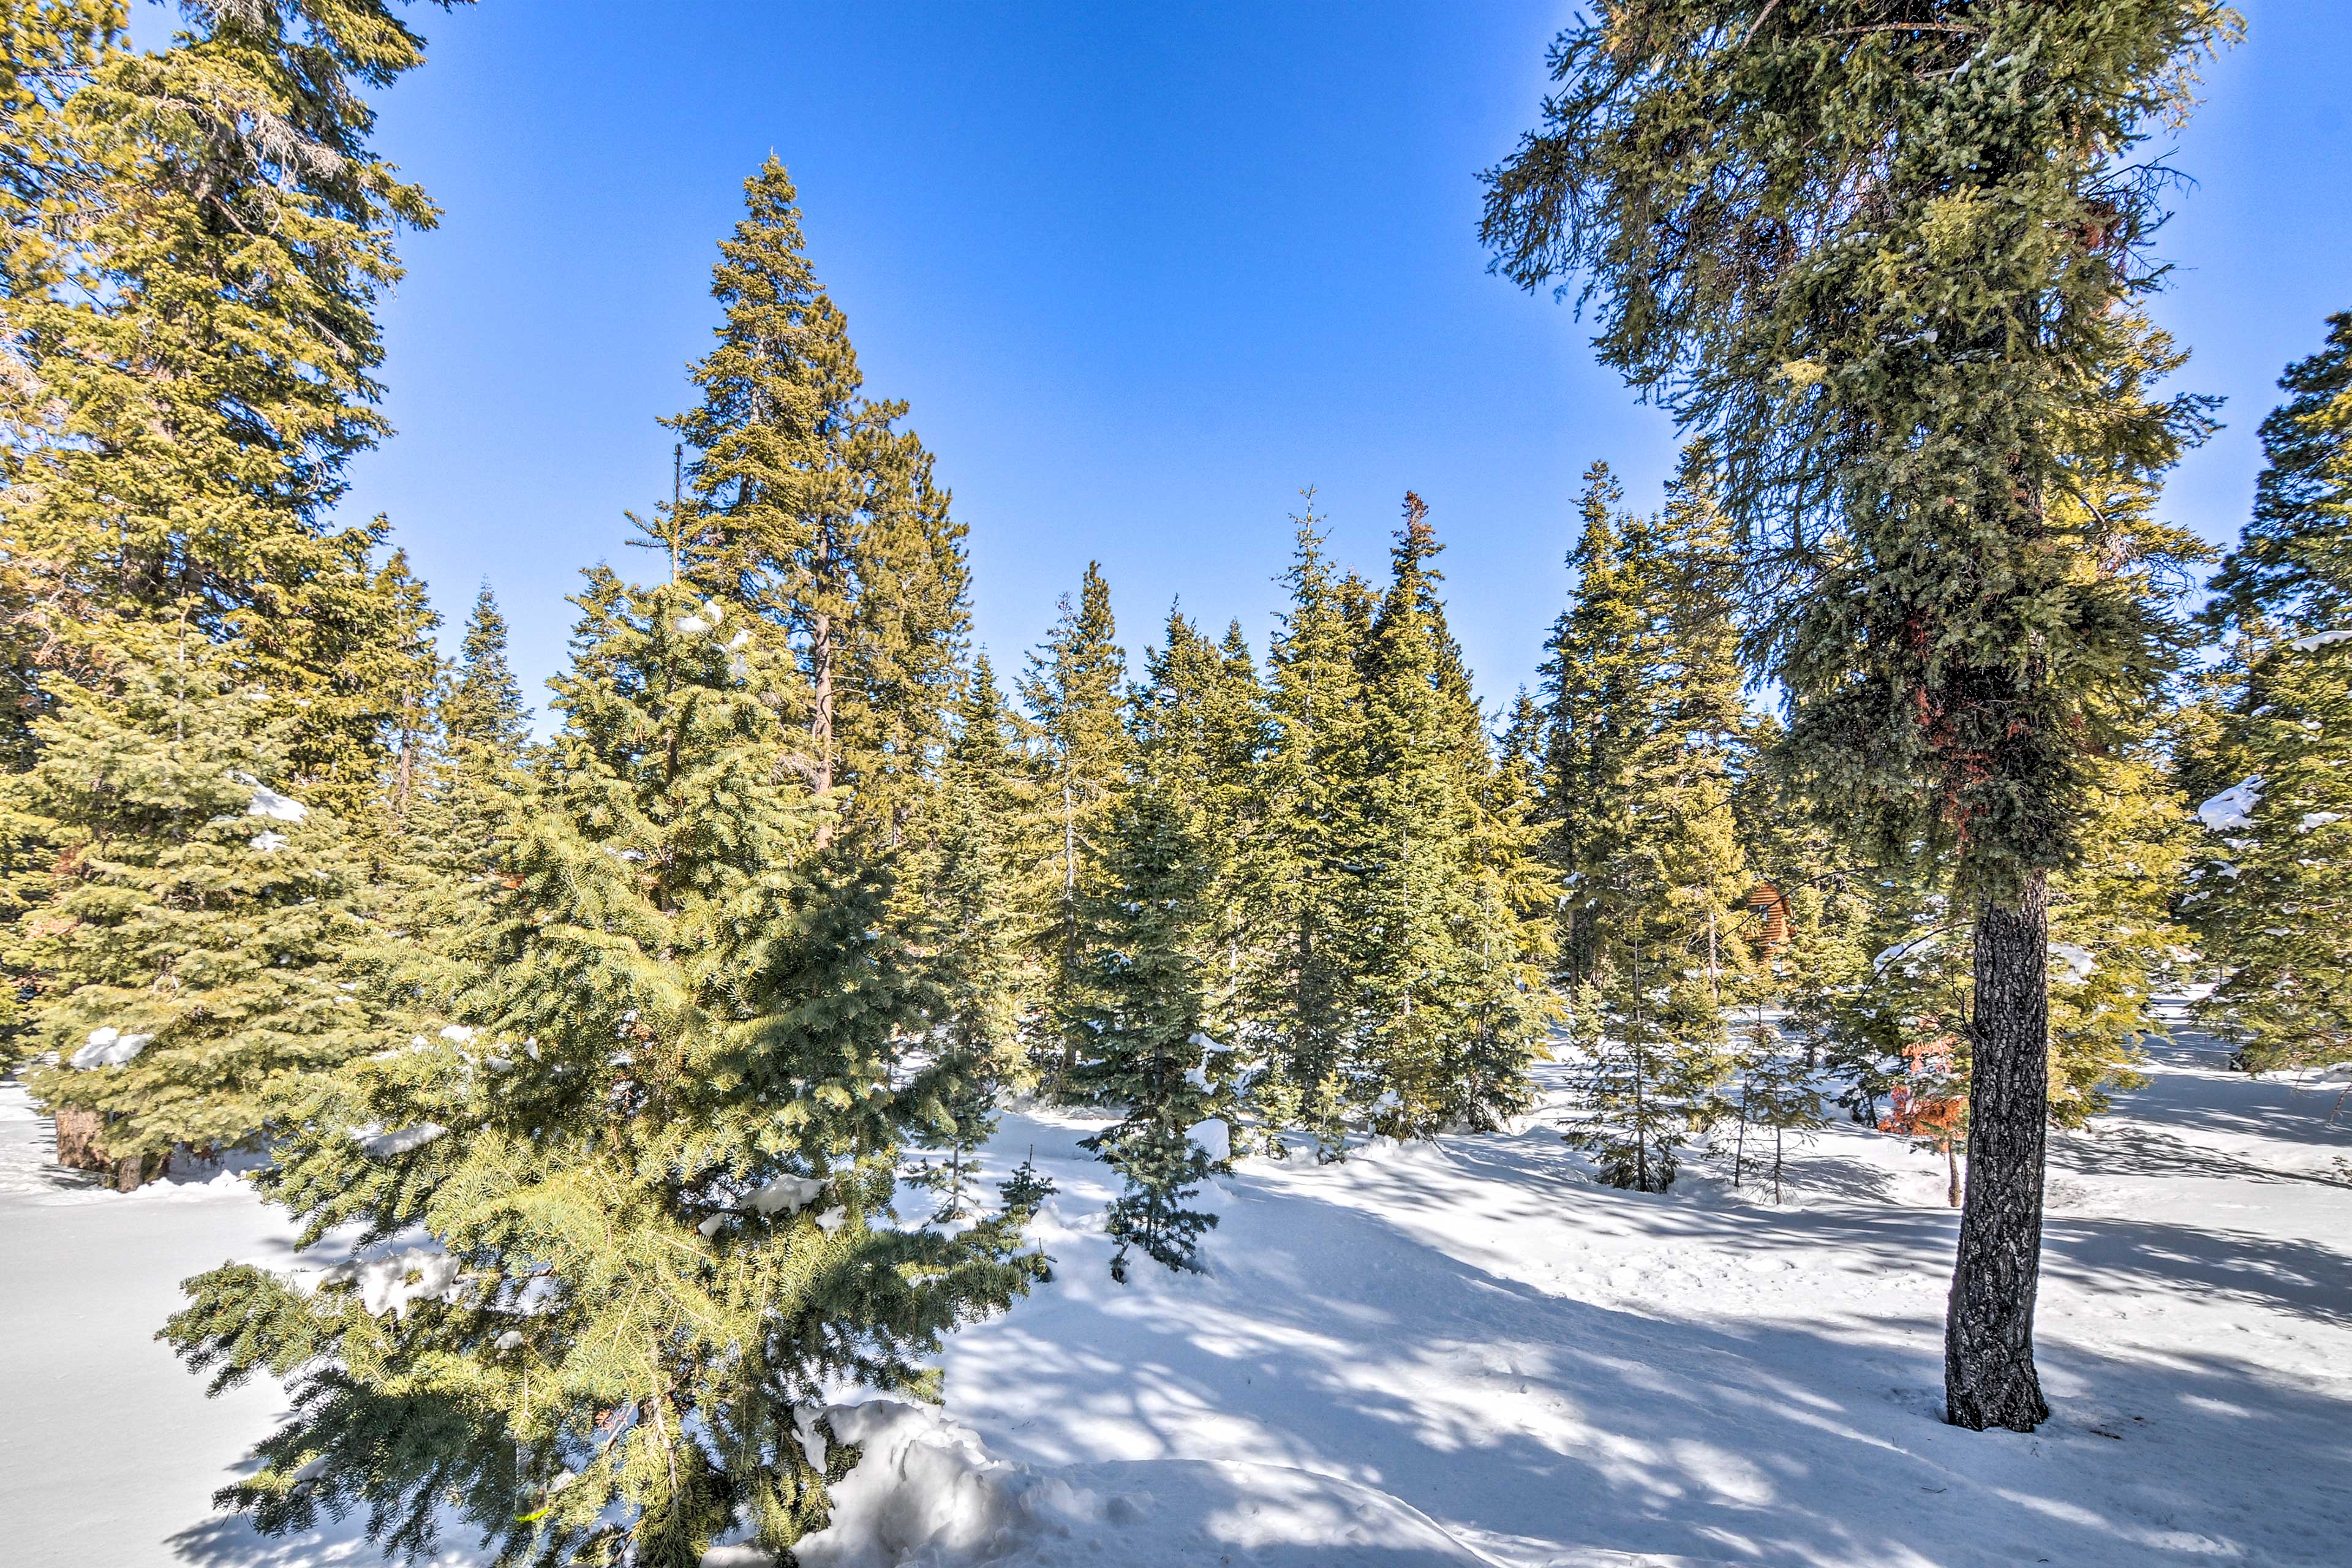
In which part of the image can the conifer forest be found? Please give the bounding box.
[1,6,2346,1567]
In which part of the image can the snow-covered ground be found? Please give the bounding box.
[4,1011,2348,1567]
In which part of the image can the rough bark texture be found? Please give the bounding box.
[1945,870,2052,1432]
[53,1106,108,1172]
[50,1108,166,1190]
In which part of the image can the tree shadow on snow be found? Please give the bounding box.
[944,1131,2352,1568]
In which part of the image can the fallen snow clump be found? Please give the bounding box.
[70,1027,153,1069]
[2198,775,2264,832]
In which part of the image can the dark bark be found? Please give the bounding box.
[1945,869,2052,1433]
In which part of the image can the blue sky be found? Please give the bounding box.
[146,2,2352,717]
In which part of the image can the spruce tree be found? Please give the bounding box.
[1727,1012,1826,1205]
[2189,315,2352,1072]
[167,565,1042,1567]
[1457,692,1562,1131]
[673,158,974,846]
[368,584,534,1038]
[1071,612,1222,1280]
[1250,507,1374,1150]
[1539,464,1651,990]
[1485,0,2233,1430]
[1020,563,1130,1090]
[10,624,367,1188]
[910,654,1029,1219]
[1,1,459,806]
[1354,497,1487,1135]
[1539,458,1755,1186]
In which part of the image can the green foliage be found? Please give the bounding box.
[2190,314,2352,1072]
[165,572,1042,1567]
[1,1,458,809]
[1072,609,1224,1279]
[1537,456,1753,1185]
[1725,1006,1826,1205]
[1020,562,1131,1090]
[909,655,1028,1218]
[1354,497,1552,1136]
[2206,314,2352,635]
[1248,506,1376,1150]
[1484,0,2229,904]
[673,157,973,843]
[11,624,369,1173]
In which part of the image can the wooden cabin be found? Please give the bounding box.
[1747,880,1792,952]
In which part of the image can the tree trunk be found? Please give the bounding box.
[1945,870,2051,1433]
[1945,1142,1962,1209]
[53,1106,108,1172]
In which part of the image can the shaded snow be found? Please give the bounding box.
[785,1398,1492,1568]
[5,1018,2352,1566]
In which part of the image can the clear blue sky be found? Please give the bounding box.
[146,2,2352,717]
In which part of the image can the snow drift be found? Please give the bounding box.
[777,1398,1494,1568]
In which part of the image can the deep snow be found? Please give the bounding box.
[2,1008,2348,1567]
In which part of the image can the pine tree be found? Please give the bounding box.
[1020,563,1130,1091]
[1455,692,1562,1130]
[1539,457,1755,1186]
[1567,943,1714,1193]
[166,565,1042,1567]
[10,622,367,1188]
[1727,1010,1826,1205]
[1354,497,1487,1135]
[1486,1,2233,1430]
[2189,314,2352,1072]
[1250,505,1374,1150]
[368,584,534,1038]
[1071,614,1221,1281]
[1539,464,1651,990]
[910,654,1029,1219]
[673,159,973,847]
[1,1,458,805]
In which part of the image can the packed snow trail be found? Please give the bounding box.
[1,1011,2346,1566]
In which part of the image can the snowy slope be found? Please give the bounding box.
[3,1009,2348,1567]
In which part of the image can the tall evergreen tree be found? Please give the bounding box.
[1485,0,2233,1429]
[2188,314,2352,1072]
[910,654,1030,1218]
[1539,457,1755,1185]
[1539,464,1651,989]
[1019,562,1129,1090]
[1354,496,1547,1135]
[1250,507,1374,1150]
[166,565,1041,1567]
[0,1,463,806]
[673,159,973,846]
[368,584,533,1035]
[1072,614,1222,1280]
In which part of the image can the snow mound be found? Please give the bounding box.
[786,1398,1494,1568]
[1186,1117,1230,1163]
[2290,628,2352,652]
